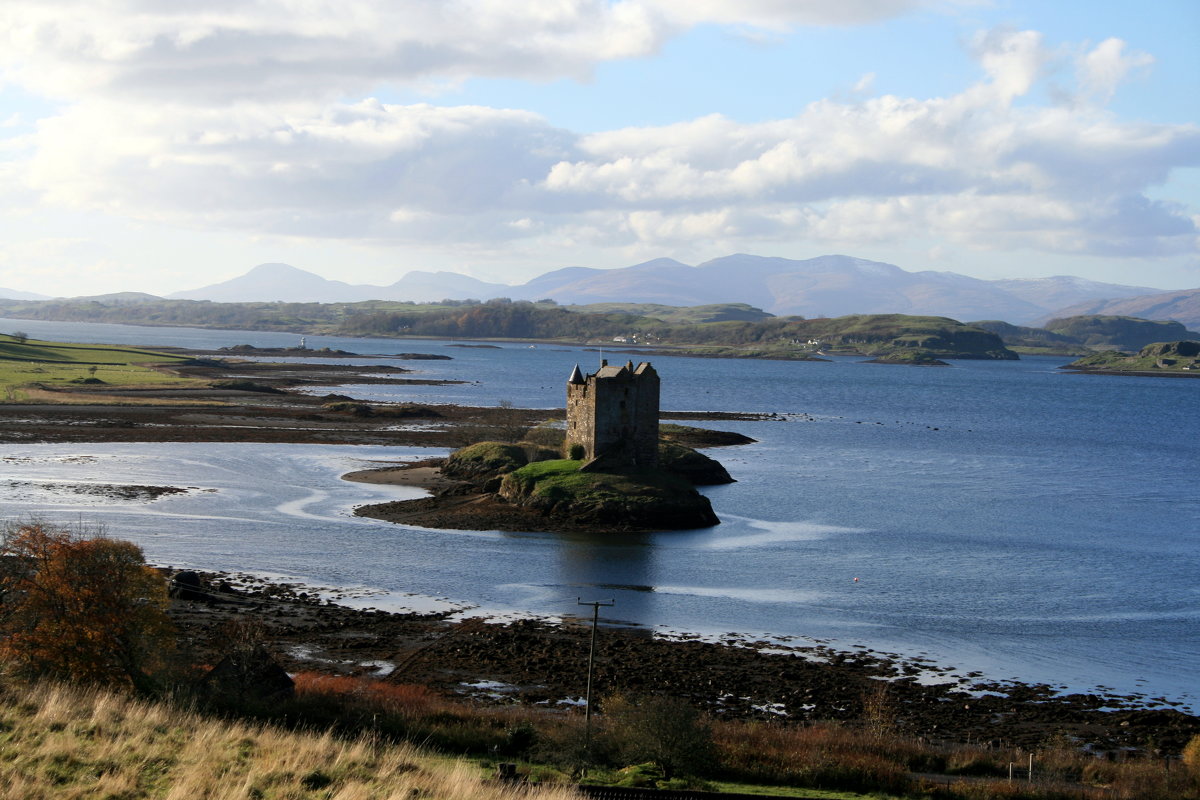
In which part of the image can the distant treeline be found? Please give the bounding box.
[0,297,339,332]
[0,296,1021,358]
[336,301,667,340]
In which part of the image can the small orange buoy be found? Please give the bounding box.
[853,577,859,582]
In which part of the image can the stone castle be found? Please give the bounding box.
[565,359,659,470]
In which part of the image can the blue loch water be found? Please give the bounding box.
[0,317,1197,708]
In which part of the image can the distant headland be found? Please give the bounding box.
[1061,340,1200,378]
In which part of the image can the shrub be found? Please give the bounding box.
[711,721,913,795]
[1182,735,1200,781]
[523,423,565,449]
[601,693,715,780]
[0,521,174,690]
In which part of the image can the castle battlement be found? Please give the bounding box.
[565,359,659,470]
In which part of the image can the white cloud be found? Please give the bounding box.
[1077,37,1154,105]
[0,1,983,107]
[25,99,577,228]
[0,235,127,295]
[852,73,876,94]
[644,0,936,29]
[967,27,1049,106]
[529,29,1198,257]
[0,0,671,104]
[3,10,1197,268]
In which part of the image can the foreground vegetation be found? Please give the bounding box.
[4,674,1198,800]
[2,521,1200,799]
[0,681,579,800]
[0,333,197,402]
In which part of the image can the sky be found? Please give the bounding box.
[0,0,1197,298]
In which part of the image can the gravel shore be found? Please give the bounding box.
[168,569,1200,755]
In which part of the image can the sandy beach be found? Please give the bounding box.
[342,462,458,491]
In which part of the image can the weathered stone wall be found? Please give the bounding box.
[632,362,659,466]
[565,380,595,459]
[564,360,659,468]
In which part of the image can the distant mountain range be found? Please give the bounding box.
[166,262,512,304]
[4,255,1194,328]
[164,255,1174,326]
[1033,287,1200,329]
[0,287,50,301]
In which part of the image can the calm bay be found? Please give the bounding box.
[1,317,1197,710]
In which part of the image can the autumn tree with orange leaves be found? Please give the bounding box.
[0,521,174,690]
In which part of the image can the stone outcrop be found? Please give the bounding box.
[658,441,734,485]
[497,462,720,530]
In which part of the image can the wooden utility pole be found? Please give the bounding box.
[577,597,615,759]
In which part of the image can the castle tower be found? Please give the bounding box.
[565,359,659,470]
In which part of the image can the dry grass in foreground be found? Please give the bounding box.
[0,681,580,800]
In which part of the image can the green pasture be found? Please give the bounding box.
[0,333,199,401]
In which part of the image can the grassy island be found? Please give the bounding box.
[499,458,719,529]
[358,426,739,533]
[864,351,950,366]
[1062,341,1200,377]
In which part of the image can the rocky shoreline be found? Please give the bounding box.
[167,569,1200,756]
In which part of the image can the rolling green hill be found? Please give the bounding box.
[969,320,1083,354]
[565,301,773,323]
[0,333,194,401]
[0,299,1016,359]
[0,334,186,366]
[1043,315,1199,350]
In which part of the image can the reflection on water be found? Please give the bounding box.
[556,530,660,624]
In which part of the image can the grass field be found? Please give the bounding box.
[0,333,201,402]
[0,680,582,800]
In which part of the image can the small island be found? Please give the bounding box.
[864,351,950,366]
[1061,340,1200,377]
[354,360,744,532]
